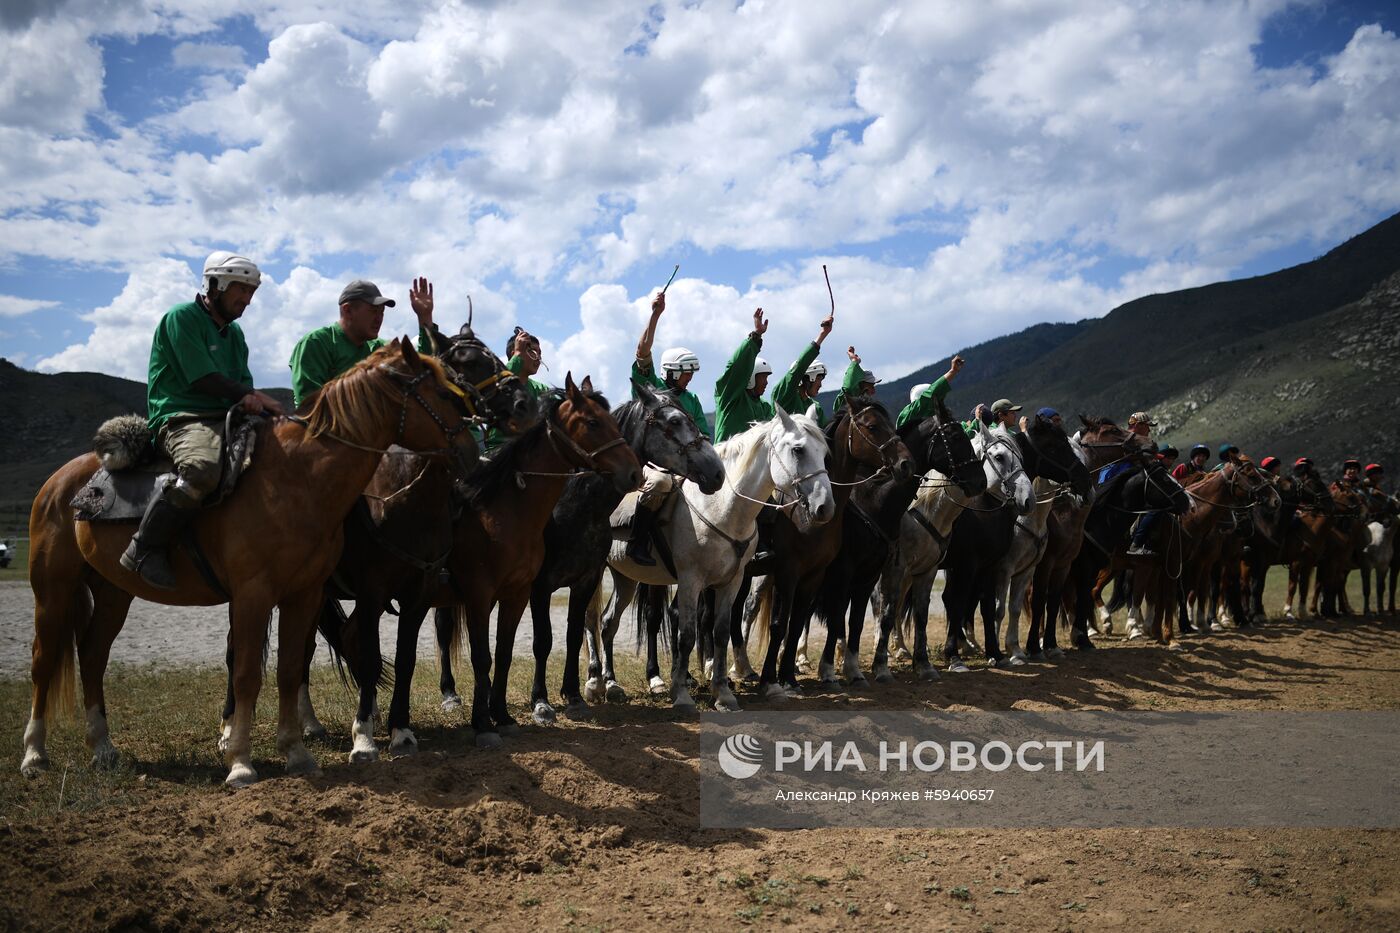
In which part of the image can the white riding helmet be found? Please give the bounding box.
[660,346,701,374]
[804,360,827,380]
[747,356,773,391]
[202,250,262,292]
[909,382,931,403]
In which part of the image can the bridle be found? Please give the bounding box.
[294,362,477,460]
[980,433,1027,504]
[439,332,525,429]
[640,394,709,463]
[845,407,904,475]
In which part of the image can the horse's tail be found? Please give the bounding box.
[41,584,88,721]
[750,578,774,660]
[632,583,650,653]
[1105,569,1133,613]
[448,605,469,671]
[316,597,372,691]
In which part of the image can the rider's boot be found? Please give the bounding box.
[1126,521,1155,558]
[119,483,194,590]
[625,503,659,567]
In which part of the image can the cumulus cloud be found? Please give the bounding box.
[11,1,1400,396]
[0,294,59,317]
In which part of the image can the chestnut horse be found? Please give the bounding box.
[22,340,476,787]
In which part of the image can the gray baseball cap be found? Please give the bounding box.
[991,398,1022,415]
[338,279,396,308]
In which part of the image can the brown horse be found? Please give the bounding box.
[22,340,476,787]
[1310,483,1368,617]
[438,375,641,745]
[1025,416,1139,658]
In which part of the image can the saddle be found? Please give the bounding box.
[70,410,261,522]
[611,489,679,578]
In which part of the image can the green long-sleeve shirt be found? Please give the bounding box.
[769,340,827,427]
[832,359,870,415]
[895,376,951,431]
[289,324,436,408]
[713,333,775,443]
[483,353,551,452]
[631,357,711,439]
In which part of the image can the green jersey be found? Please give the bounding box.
[483,352,551,452]
[896,376,951,431]
[289,324,385,408]
[770,340,826,427]
[713,333,775,444]
[632,357,711,439]
[146,299,253,432]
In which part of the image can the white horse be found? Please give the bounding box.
[596,408,834,711]
[1361,518,1396,614]
[869,460,991,682]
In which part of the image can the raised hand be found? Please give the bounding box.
[651,291,666,315]
[847,345,860,364]
[816,312,834,345]
[753,307,768,336]
[409,277,434,327]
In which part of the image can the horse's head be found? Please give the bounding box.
[1139,454,1192,514]
[549,374,642,494]
[905,399,986,496]
[975,423,1034,514]
[768,405,834,531]
[840,397,913,482]
[1024,414,1091,496]
[1296,465,1333,514]
[1228,458,1280,509]
[434,323,540,437]
[1074,415,1136,470]
[626,379,723,494]
[350,338,480,455]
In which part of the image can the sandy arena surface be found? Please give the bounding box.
[1,596,1397,931]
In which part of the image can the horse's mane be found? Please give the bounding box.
[462,387,610,506]
[1079,415,1118,431]
[304,343,451,445]
[716,412,823,477]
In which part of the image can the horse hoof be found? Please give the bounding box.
[947,660,970,674]
[894,648,912,661]
[672,695,698,713]
[389,730,419,757]
[303,725,330,742]
[713,696,742,713]
[475,732,503,749]
[19,751,49,778]
[1026,651,1047,663]
[532,702,556,725]
[1168,642,1185,653]
[584,678,607,704]
[917,667,940,682]
[874,671,895,684]
[1045,647,1065,660]
[225,763,258,788]
[606,681,629,703]
[498,721,521,737]
[989,657,1011,670]
[563,700,592,719]
[348,746,379,765]
[1008,655,1027,668]
[761,683,789,701]
[847,676,869,690]
[647,676,668,698]
[287,747,321,776]
[440,694,463,713]
[795,656,812,673]
[90,744,120,770]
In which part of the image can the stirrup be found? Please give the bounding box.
[1126,543,1155,557]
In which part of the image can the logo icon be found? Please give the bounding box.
[718,733,763,779]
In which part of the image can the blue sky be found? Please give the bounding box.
[2,0,1398,401]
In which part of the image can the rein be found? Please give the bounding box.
[515,408,630,484]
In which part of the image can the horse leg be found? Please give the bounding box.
[23,538,93,778]
[528,585,556,724]
[489,588,531,733]
[347,596,383,764]
[382,598,428,757]
[598,574,638,701]
[435,605,463,711]
[297,605,327,741]
[728,576,757,683]
[76,577,133,770]
[941,575,970,672]
[1004,567,1030,665]
[671,580,702,709]
[275,588,324,778]
[708,580,743,712]
[1090,564,1114,635]
[871,572,901,684]
[459,600,499,748]
[561,578,594,713]
[910,575,939,680]
[758,578,789,697]
[846,578,878,688]
[221,596,274,787]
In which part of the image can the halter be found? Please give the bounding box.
[845,407,904,474]
[516,401,630,484]
[640,394,710,461]
[980,433,1027,505]
[439,331,523,428]
[294,362,477,459]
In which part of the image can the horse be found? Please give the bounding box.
[435,376,642,746]
[1309,484,1367,618]
[446,379,724,723]
[242,323,538,762]
[743,397,913,699]
[22,340,477,786]
[868,407,992,682]
[1067,454,1190,649]
[1023,417,1139,659]
[597,407,835,711]
[1134,460,1277,645]
[1361,514,1397,614]
[938,422,1037,672]
[1240,466,1330,624]
[996,415,1092,664]
[778,401,917,689]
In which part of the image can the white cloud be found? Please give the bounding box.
[0,17,104,134]
[171,41,247,72]
[0,294,59,317]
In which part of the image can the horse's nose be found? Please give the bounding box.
[894,457,914,481]
[615,463,642,494]
[700,460,725,495]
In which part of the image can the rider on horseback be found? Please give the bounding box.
[288,278,437,408]
[119,251,285,589]
[1172,443,1210,481]
[963,397,1022,437]
[626,289,714,566]
[713,308,776,444]
[896,354,966,430]
[1212,443,1241,471]
[483,327,550,452]
[770,311,836,426]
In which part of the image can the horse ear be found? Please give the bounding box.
[581,374,594,395]
[632,377,658,405]
[397,336,422,370]
[457,323,473,338]
[775,404,797,432]
[565,371,580,399]
[806,401,820,420]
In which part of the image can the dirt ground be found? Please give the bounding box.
[2,607,1398,930]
